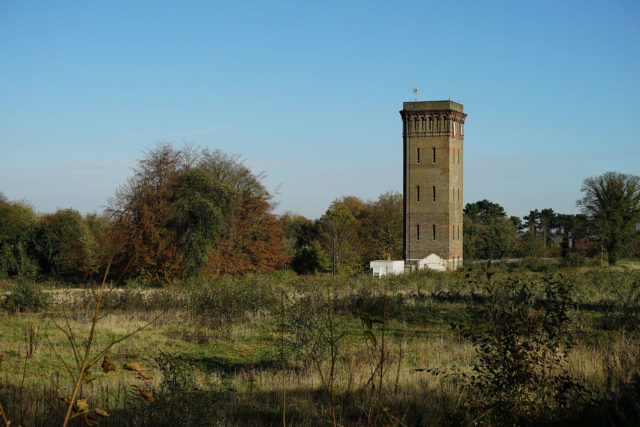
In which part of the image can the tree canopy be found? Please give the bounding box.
[463,200,516,260]
[577,171,640,265]
[108,144,288,282]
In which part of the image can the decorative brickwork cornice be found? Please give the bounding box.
[401,109,467,139]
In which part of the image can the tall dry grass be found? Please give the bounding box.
[1,267,639,425]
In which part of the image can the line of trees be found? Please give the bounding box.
[282,192,403,275]
[1,145,639,282]
[1,145,289,284]
[0,199,108,280]
[297,171,640,271]
[464,172,640,265]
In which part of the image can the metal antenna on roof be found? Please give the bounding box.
[412,87,420,102]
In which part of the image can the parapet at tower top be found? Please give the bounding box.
[402,100,464,113]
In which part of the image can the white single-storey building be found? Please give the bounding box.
[370,253,449,277]
[369,260,405,278]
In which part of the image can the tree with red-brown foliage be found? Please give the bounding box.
[107,144,287,283]
[107,145,188,283]
[205,198,289,276]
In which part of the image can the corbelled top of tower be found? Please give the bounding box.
[402,100,464,113]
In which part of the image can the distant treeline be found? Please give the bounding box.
[1,145,639,283]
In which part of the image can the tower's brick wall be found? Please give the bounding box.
[400,100,466,270]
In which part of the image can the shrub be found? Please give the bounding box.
[2,281,50,312]
[435,272,589,424]
[562,252,586,267]
[515,256,560,272]
[599,271,640,331]
[189,275,279,324]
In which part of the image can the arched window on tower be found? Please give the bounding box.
[432,224,436,240]
[432,186,436,202]
[417,148,421,164]
[416,185,420,202]
[416,224,420,240]
[432,147,436,163]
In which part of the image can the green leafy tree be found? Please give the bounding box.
[197,148,271,201]
[554,213,579,258]
[83,213,113,279]
[482,216,518,260]
[282,214,317,253]
[523,209,546,257]
[290,242,327,275]
[577,171,640,265]
[0,195,38,278]
[463,215,481,261]
[509,215,523,230]
[464,199,506,221]
[168,169,236,279]
[539,208,557,247]
[318,203,358,274]
[34,209,98,277]
[464,200,516,260]
[365,191,403,260]
[282,214,323,274]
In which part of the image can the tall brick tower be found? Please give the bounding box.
[400,100,466,270]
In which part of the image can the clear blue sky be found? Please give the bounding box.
[1,0,639,219]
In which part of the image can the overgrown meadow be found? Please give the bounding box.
[2,261,640,426]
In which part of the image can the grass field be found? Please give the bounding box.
[1,262,640,426]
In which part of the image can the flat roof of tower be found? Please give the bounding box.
[402,100,464,113]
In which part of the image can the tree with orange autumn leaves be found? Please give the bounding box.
[107,144,288,283]
[205,198,288,276]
